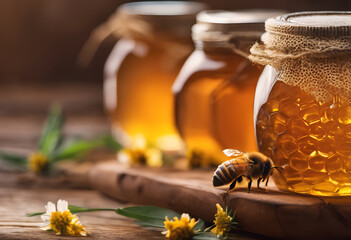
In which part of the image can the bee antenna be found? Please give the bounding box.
[272,166,282,173]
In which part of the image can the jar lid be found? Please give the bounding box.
[249,11,351,102]
[195,10,286,33]
[192,10,286,55]
[119,1,207,16]
[266,11,351,37]
[118,1,208,40]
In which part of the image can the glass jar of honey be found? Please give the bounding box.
[173,10,285,167]
[250,12,351,196]
[104,1,207,149]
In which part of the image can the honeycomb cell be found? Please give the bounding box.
[279,99,300,118]
[337,186,351,195]
[298,137,317,156]
[325,121,342,140]
[320,107,330,124]
[330,171,351,183]
[342,157,351,172]
[302,169,328,185]
[256,109,269,130]
[336,141,351,156]
[290,182,311,193]
[326,154,342,173]
[264,100,279,113]
[312,182,337,195]
[338,106,351,124]
[342,124,351,139]
[318,137,335,157]
[290,151,308,171]
[260,132,277,149]
[283,166,302,185]
[269,112,287,135]
[277,135,297,156]
[274,149,289,166]
[308,153,326,171]
[325,102,340,122]
[301,104,321,124]
[309,122,325,140]
[288,119,309,139]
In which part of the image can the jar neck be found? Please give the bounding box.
[195,40,242,57]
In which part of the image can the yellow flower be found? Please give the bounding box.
[211,204,232,237]
[117,135,162,167]
[41,199,88,236]
[187,150,218,168]
[163,213,197,240]
[28,152,48,173]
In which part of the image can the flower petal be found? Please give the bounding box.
[45,201,56,214]
[41,213,51,222]
[40,221,51,228]
[57,199,68,212]
[181,213,190,220]
[117,150,130,164]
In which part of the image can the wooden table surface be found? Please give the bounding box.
[0,185,263,240]
[0,187,163,240]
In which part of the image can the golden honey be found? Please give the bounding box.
[105,39,185,144]
[256,80,351,196]
[250,12,351,196]
[173,10,285,167]
[103,2,206,147]
[174,48,260,165]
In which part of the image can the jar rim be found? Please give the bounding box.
[192,9,287,44]
[266,11,351,37]
[119,1,207,17]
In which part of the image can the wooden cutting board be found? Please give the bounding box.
[89,161,351,240]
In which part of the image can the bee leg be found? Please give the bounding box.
[265,176,270,186]
[257,177,262,189]
[223,180,237,199]
[247,176,252,193]
[226,175,244,195]
[228,179,238,192]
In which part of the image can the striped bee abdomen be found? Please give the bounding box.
[212,159,248,186]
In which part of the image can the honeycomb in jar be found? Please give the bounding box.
[256,81,351,196]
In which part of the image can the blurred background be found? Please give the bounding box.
[1,0,350,150]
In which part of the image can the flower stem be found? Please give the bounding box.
[27,206,117,217]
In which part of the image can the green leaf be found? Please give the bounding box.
[27,205,116,217]
[27,212,45,217]
[195,218,206,231]
[0,151,27,165]
[68,205,115,213]
[52,139,103,162]
[52,135,121,162]
[38,106,63,156]
[116,206,181,228]
[103,135,122,151]
[40,130,62,157]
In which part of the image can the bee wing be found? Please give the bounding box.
[223,149,245,157]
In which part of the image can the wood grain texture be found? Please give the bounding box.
[0,187,162,239]
[90,162,351,240]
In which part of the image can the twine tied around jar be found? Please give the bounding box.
[249,12,351,102]
[77,6,194,68]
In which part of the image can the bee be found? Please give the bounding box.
[212,149,280,193]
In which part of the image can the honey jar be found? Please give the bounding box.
[103,1,207,148]
[250,12,351,196]
[173,10,284,167]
